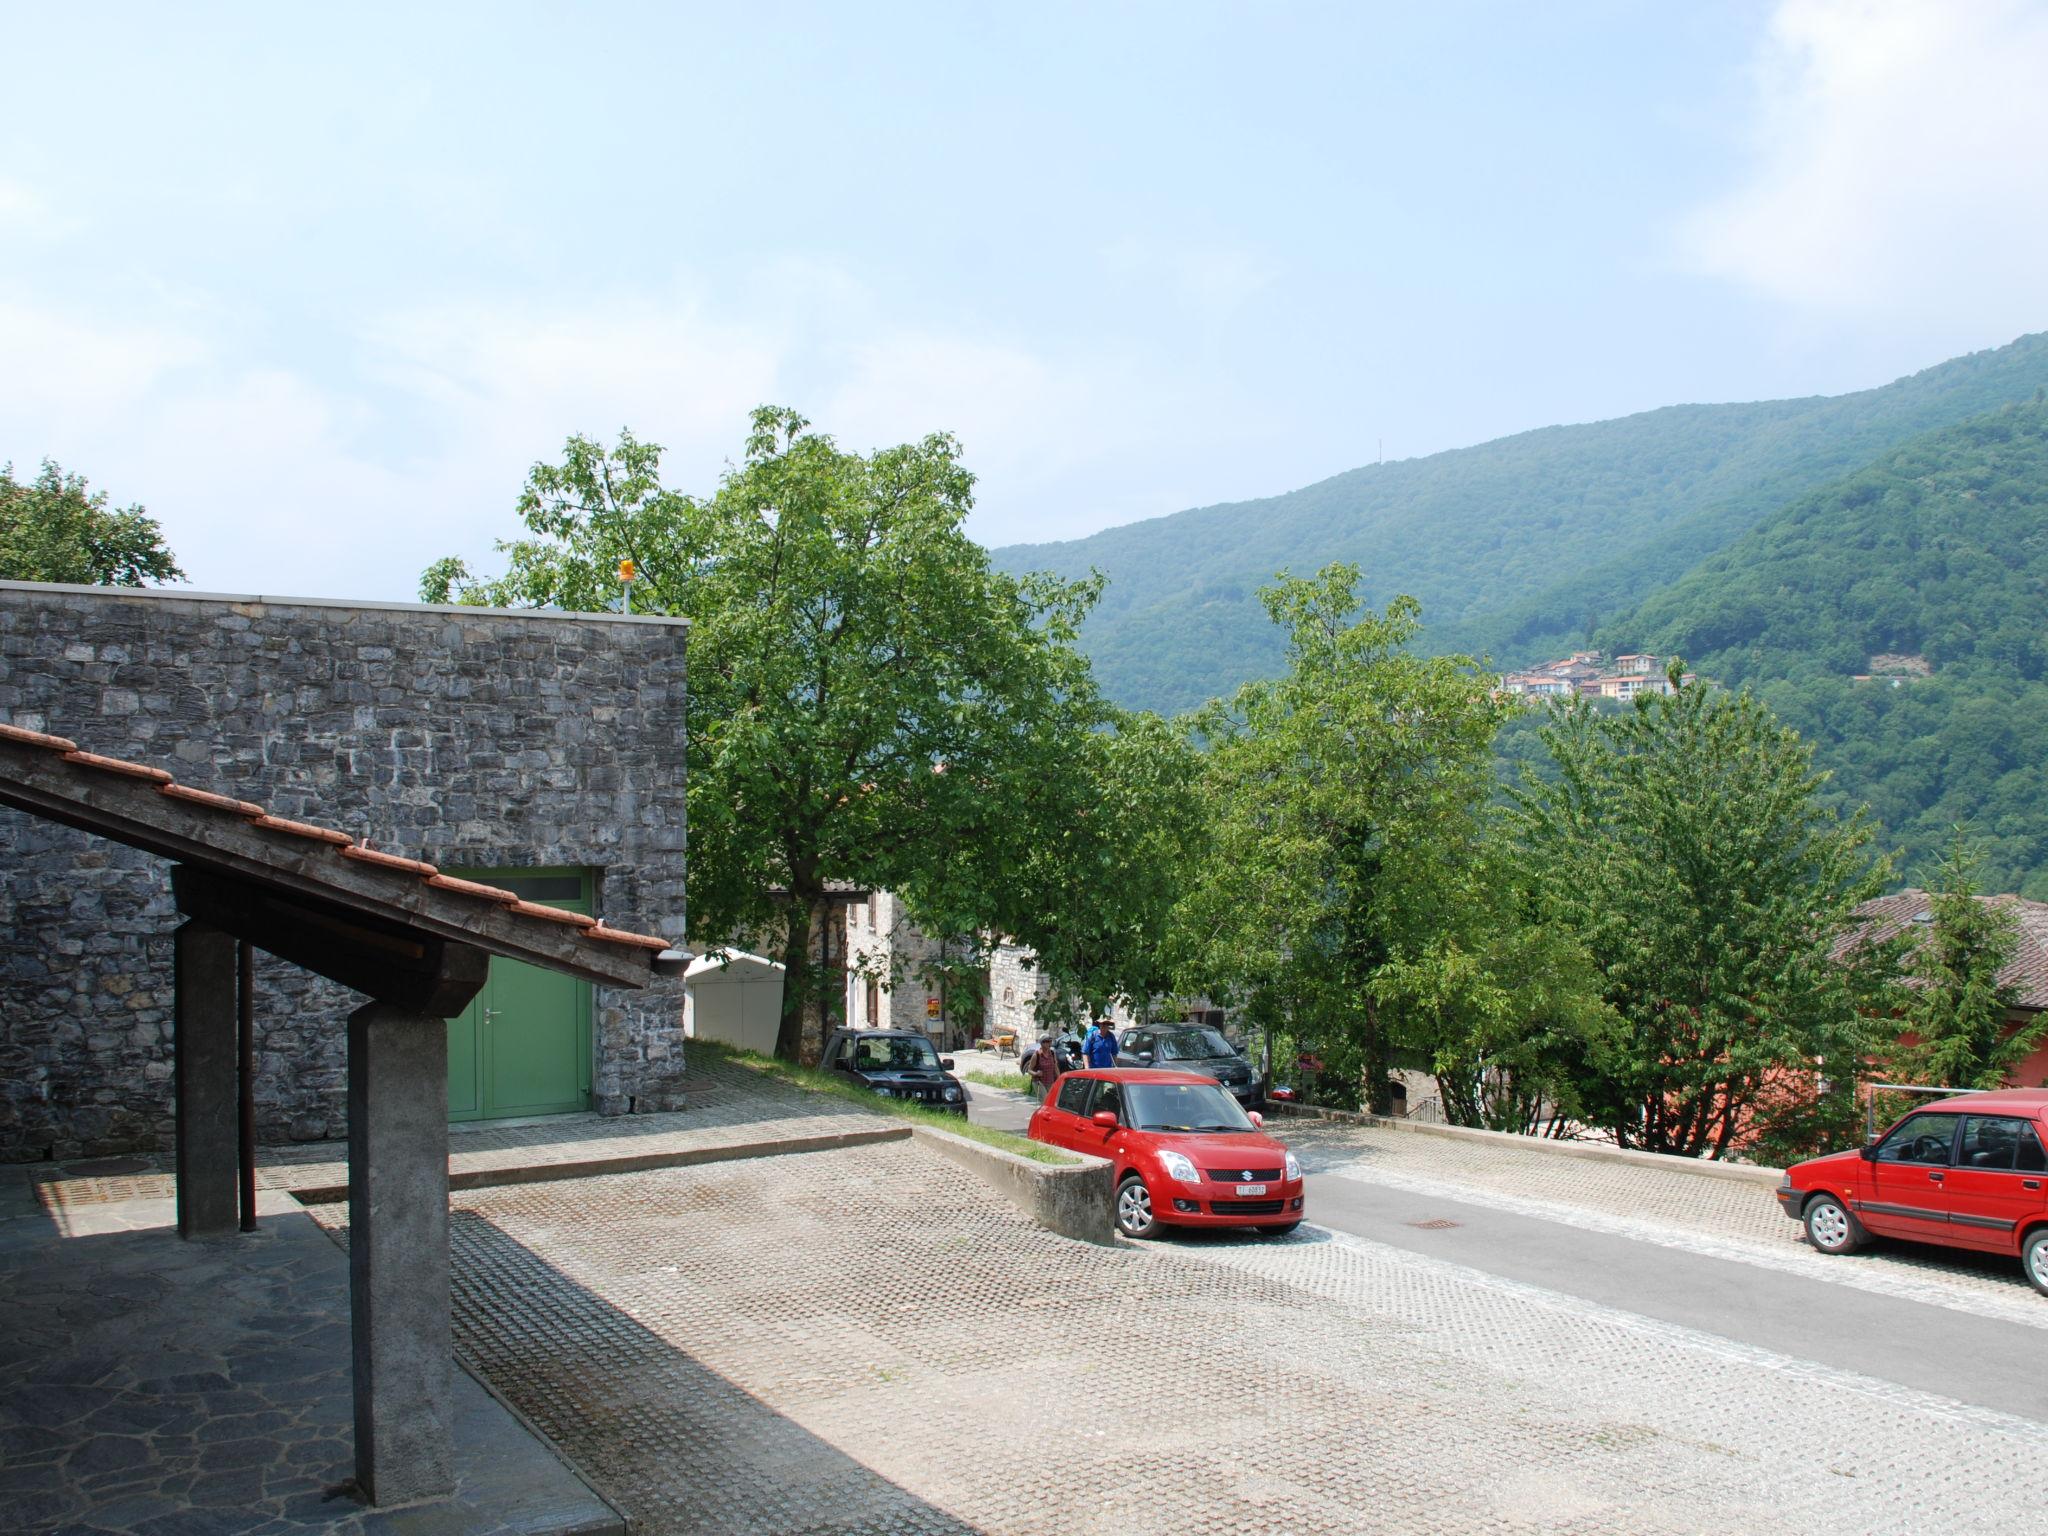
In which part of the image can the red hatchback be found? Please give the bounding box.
[1776,1088,2048,1295]
[1028,1069,1306,1239]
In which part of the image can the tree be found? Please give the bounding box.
[0,460,183,586]
[977,709,1209,1019]
[1177,565,1508,1113]
[1515,668,1891,1158]
[1901,833,2039,1089]
[1367,825,1613,1135]
[425,409,1111,1061]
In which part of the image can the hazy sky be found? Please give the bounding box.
[5,0,2046,599]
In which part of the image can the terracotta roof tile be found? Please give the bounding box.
[160,783,265,818]
[250,814,354,846]
[2,732,675,961]
[0,723,78,753]
[586,923,672,951]
[425,873,522,905]
[508,899,599,928]
[340,845,440,878]
[60,750,172,784]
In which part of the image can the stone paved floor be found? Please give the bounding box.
[14,1054,873,1223]
[313,1139,2048,1536]
[0,1185,619,1536]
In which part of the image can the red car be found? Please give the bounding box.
[1028,1068,1306,1239]
[1776,1087,2048,1295]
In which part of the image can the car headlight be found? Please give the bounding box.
[1158,1150,1201,1185]
[943,1086,962,1101]
[1285,1151,1301,1182]
[870,1084,894,1098]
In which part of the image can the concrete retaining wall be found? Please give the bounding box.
[1269,1102,1785,1186]
[910,1125,1116,1244]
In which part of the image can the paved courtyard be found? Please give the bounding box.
[312,1136,2048,1536]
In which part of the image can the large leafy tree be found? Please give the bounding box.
[1900,834,2038,1089]
[0,460,183,586]
[1516,669,1891,1157]
[425,408,1112,1061]
[1177,565,1508,1112]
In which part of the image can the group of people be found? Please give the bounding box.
[1022,1017,1121,1100]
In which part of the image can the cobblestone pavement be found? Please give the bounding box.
[314,1139,2048,1536]
[14,1054,873,1223]
[1281,1116,2048,1325]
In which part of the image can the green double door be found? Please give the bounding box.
[447,869,594,1122]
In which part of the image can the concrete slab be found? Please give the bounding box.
[0,1193,621,1536]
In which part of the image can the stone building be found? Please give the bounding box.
[0,581,689,1161]
[843,890,983,1048]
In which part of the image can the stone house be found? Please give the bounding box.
[842,890,988,1049]
[0,581,689,1161]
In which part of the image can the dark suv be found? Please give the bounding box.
[820,1029,967,1115]
[1116,1025,1262,1108]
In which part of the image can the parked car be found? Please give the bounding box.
[1115,1024,1263,1108]
[1027,1068,1305,1239]
[820,1028,967,1114]
[1775,1087,2048,1296]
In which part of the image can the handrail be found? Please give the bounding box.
[1863,1080,1989,1143]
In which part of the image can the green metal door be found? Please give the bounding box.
[446,869,593,1122]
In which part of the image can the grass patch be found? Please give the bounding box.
[691,1038,1075,1164]
[965,1069,1032,1094]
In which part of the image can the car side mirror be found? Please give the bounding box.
[1248,1111,1264,1128]
[1091,1111,1118,1128]
[940,1058,955,1070]
[1860,1145,1877,1162]
[1139,1052,1155,1065]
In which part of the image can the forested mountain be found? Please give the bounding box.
[1595,399,2048,898]
[994,332,2048,714]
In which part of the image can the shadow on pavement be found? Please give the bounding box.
[446,1209,986,1536]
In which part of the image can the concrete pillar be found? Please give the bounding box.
[347,1000,454,1505]
[174,920,239,1239]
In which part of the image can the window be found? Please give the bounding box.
[1089,1079,1124,1123]
[1126,1081,1253,1133]
[1123,1031,1151,1057]
[1155,1028,1233,1062]
[1055,1078,1093,1116]
[854,1036,941,1071]
[1874,1113,1959,1166]
[1960,1115,2048,1172]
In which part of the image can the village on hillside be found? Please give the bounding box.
[1500,650,1697,700]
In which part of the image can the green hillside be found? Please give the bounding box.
[1598,399,2048,897]
[994,332,2048,714]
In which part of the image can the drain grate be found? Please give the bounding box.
[1408,1218,1461,1230]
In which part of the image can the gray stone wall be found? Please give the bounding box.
[0,582,688,1161]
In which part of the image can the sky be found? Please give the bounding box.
[4,0,2047,600]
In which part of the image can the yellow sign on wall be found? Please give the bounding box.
[925,997,941,1019]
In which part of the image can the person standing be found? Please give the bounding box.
[1031,1034,1063,1100]
[1084,1017,1119,1069]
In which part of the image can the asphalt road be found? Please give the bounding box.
[1302,1170,2048,1425]
[960,1075,1035,1133]
[967,1077,2048,1425]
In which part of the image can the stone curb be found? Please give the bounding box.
[909,1125,1118,1245]
[285,1125,913,1204]
[1269,1103,1785,1186]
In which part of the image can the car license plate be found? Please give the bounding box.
[1235,1183,1268,1196]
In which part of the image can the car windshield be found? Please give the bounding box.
[852,1037,941,1071]
[1153,1028,1234,1062]
[1126,1081,1254,1133]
